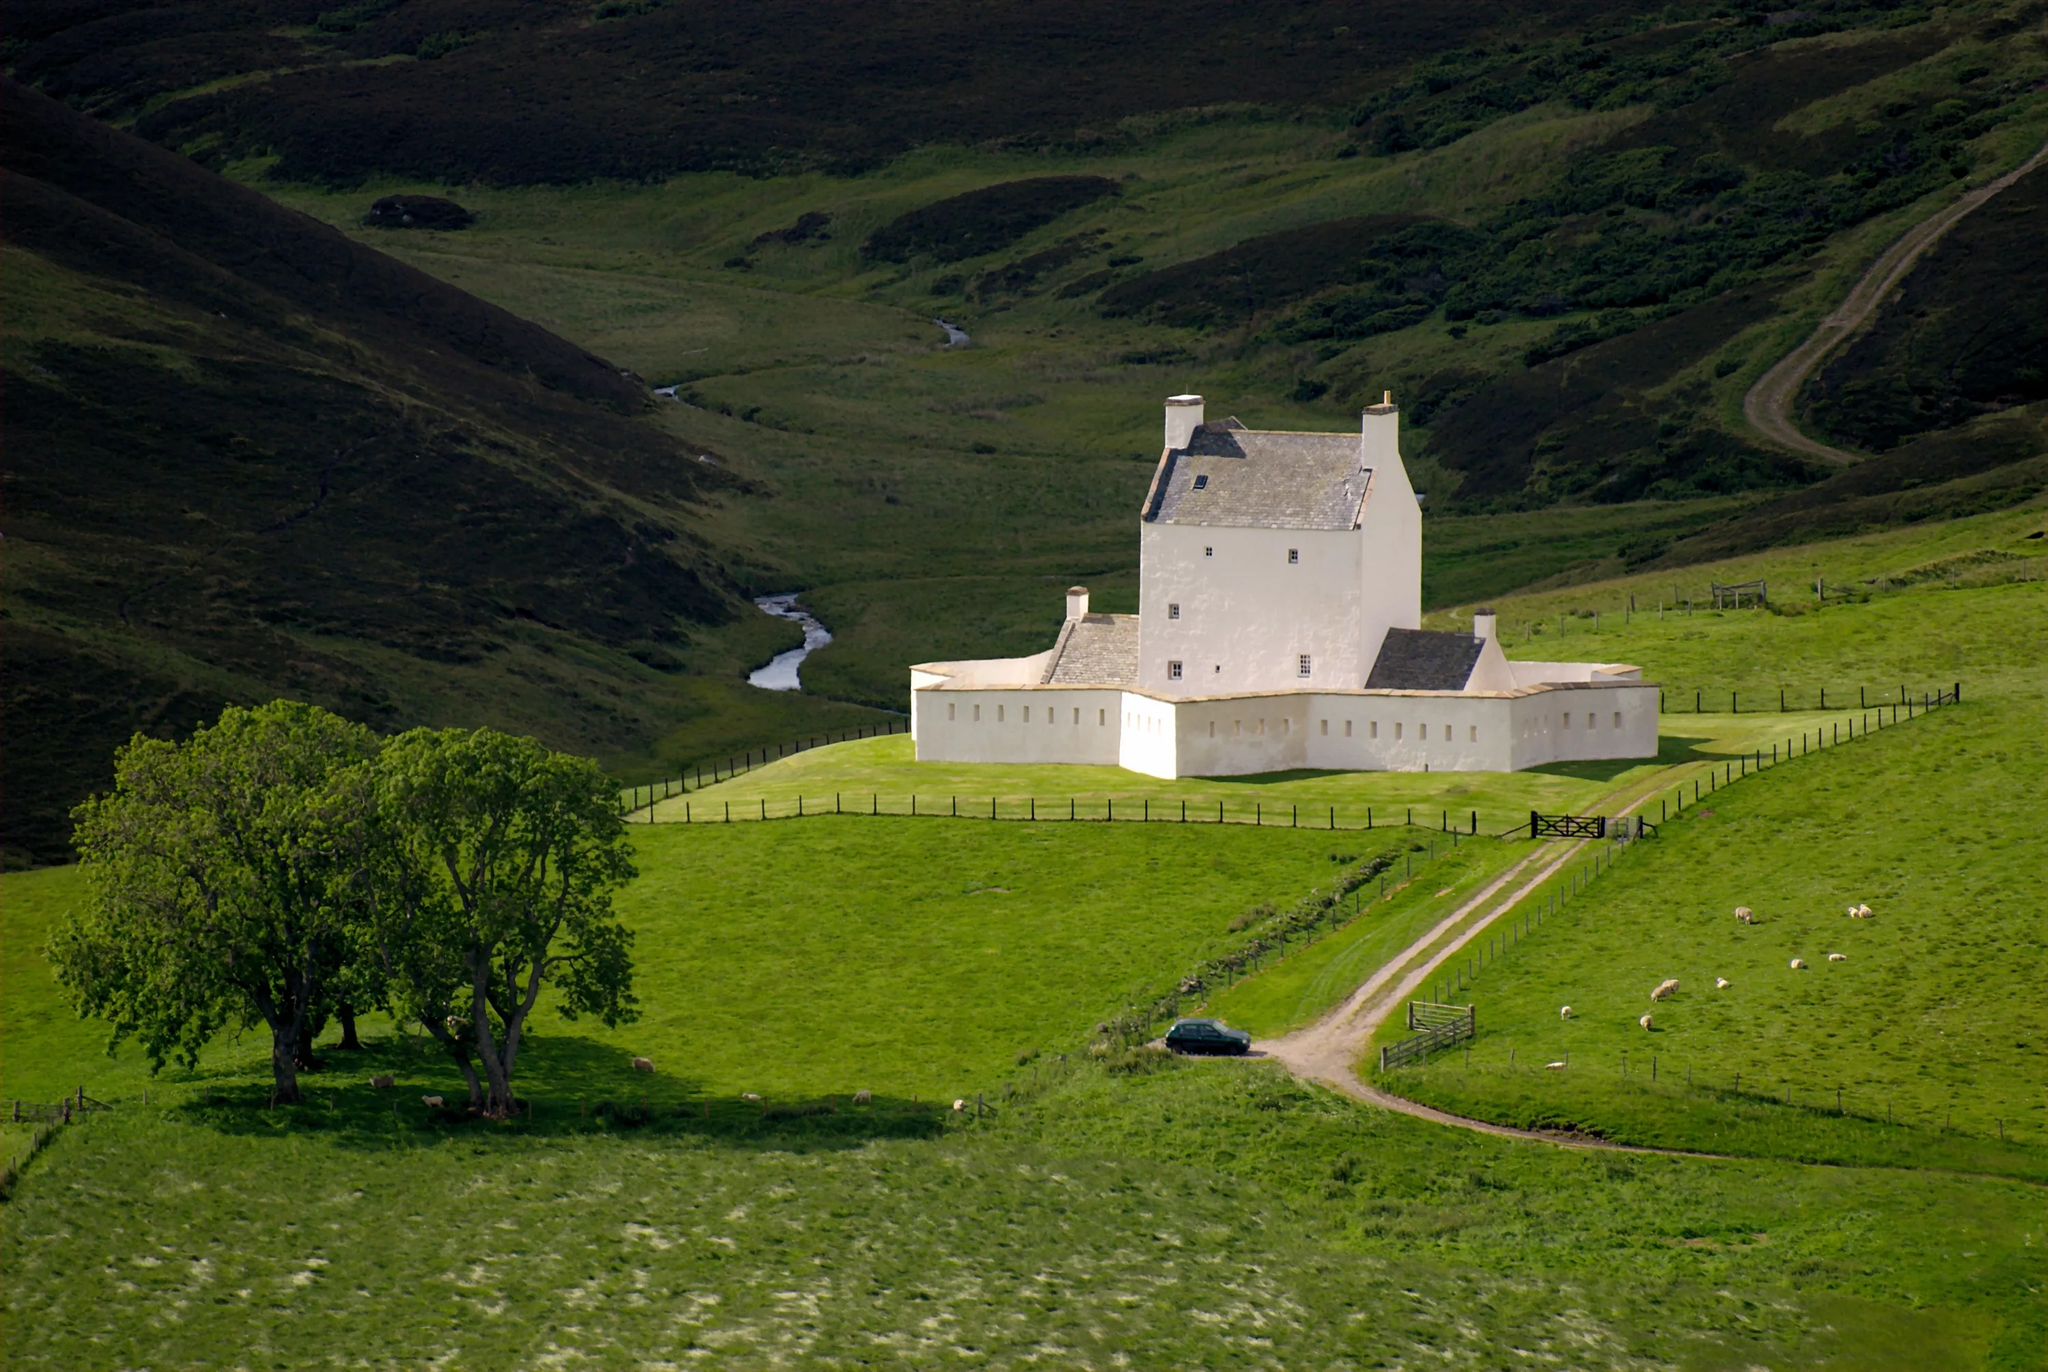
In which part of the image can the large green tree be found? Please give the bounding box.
[366,727,637,1116]
[52,702,379,1104]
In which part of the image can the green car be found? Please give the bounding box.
[1165,1017,1252,1056]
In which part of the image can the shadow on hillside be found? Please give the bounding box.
[157,1033,948,1152]
[1528,734,1716,781]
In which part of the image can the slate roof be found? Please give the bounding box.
[1364,629,1484,692]
[1145,422,1369,530]
[1042,614,1140,686]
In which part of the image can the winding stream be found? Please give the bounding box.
[747,593,832,691]
[933,317,971,346]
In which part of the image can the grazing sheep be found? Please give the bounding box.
[1544,1061,1567,1070]
[631,1057,654,1072]
[1650,979,1680,1002]
[1856,903,1873,918]
[741,1092,762,1102]
[1828,952,1847,962]
[421,1095,444,1108]
[1559,1005,1574,1019]
[369,1074,394,1089]
[1734,906,1754,924]
[1638,1014,1654,1031]
[853,1089,872,1105]
[1714,977,1730,990]
[1789,958,1806,970]
[952,1098,966,1112]
[1846,904,1860,917]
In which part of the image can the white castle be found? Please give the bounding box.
[910,394,1658,778]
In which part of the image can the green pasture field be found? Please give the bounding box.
[6,1046,2042,1368]
[1368,655,2046,1178]
[0,820,1354,1107]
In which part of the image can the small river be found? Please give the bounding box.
[933,318,970,346]
[747,593,832,691]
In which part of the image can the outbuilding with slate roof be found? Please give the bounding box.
[909,395,1658,777]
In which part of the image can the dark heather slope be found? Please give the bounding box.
[1801,163,2048,453]
[0,80,758,864]
[10,0,1632,184]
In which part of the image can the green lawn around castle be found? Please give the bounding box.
[5,523,2043,1368]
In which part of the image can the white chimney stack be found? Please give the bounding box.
[1164,394,1204,450]
[1066,585,1090,621]
[1472,607,1496,641]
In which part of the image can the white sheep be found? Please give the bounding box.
[369,1074,393,1088]
[741,1091,762,1102]
[1559,1005,1574,1019]
[1846,904,1860,917]
[1544,1061,1567,1070]
[1714,977,1730,990]
[1650,978,1679,1002]
[952,1098,966,1112]
[421,1095,444,1108]
[631,1056,654,1072]
[1828,952,1847,962]
[1789,958,1806,970]
[853,1089,872,1105]
[1734,906,1754,924]
[1856,903,1873,918]
[1638,1013,1654,1031]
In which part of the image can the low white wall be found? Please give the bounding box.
[911,681,1658,775]
[1168,695,1310,777]
[1506,682,1660,769]
[912,687,1123,766]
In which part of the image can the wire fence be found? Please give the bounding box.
[618,718,909,814]
[1658,681,1962,714]
[630,792,1518,835]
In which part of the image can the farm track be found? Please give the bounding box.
[1742,138,2048,462]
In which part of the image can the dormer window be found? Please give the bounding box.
[1193,474,1209,490]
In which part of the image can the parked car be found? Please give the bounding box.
[1164,1017,1252,1056]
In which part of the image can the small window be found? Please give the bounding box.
[1282,718,1291,735]
[1168,660,1183,680]
[1047,708,1055,726]
[1562,713,1570,729]
[1345,720,1354,737]
[1395,722,1403,740]
[1469,725,1478,742]
[1168,602,1180,620]
[998,705,1005,722]
[1098,708,1106,725]
[1258,718,1266,735]
[1209,721,1216,738]
[1287,549,1299,564]
[1022,705,1030,723]
[1234,720,1241,736]
[1418,724,1427,741]
[1193,474,1209,490]
[973,704,981,722]
[1319,719,1328,736]
[1370,721,1378,739]
[1298,654,1312,678]
[1613,711,1622,728]
[947,703,956,721]
[1073,708,1080,724]
[1205,546,1214,557]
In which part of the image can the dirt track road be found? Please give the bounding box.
[1742,139,2048,463]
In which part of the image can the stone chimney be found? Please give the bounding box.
[1164,394,1204,450]
[1472,607,1496,641]
[1066,585,1090,620]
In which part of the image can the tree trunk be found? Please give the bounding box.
[335,1002,362,1051]
[269,1020,304,1104]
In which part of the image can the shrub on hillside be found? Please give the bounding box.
[861,177,1119,264]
